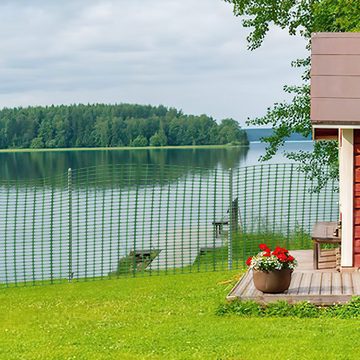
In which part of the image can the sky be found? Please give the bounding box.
[0,0,307,126]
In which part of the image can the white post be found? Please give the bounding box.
[339,129,354,267]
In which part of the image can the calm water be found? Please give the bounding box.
[0,141,313,181]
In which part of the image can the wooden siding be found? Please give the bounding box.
[311,98,360,123]
[311,76,360,98]
[312,33,360,55]
[355,130,360,267]
[312,55,360,76]
[311,33,360,125]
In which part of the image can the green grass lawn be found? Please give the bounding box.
[1,271,360,360]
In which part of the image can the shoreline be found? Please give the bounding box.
[0,144,249,153]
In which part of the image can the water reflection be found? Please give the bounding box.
[0,142,315,182]
[0,146,250,181]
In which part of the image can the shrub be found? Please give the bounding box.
[216,300,263,317]
[325,297,360,319]
[216,298,360,319]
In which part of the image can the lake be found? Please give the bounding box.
[0,141,314,181]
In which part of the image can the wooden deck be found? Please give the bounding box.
[227,250,360,305]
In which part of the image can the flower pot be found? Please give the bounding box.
[253,269,292,293]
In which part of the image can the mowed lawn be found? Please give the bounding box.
[1,271,360,360]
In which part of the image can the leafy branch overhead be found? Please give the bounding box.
[225,0,360,185]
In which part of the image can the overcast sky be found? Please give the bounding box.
[0,0,307,126]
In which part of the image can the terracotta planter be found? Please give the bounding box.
[253,269,292,293]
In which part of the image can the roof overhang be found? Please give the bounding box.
[313,124,360,129]
[312,127,338,141]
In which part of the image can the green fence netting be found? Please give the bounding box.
[0,163,338,288]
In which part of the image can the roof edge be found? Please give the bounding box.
[312,123,360,129]
[312,32,360,38]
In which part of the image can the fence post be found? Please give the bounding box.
[228,168,233,270]
[68,168,73,282]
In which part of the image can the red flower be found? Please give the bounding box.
[272,246,288,256]
[246,257,252,266]
[288,255,295,262]
[277,253,288,262]
[259,243,270,252]
[263,251,271,257]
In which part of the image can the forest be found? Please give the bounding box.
[0,103,248,149]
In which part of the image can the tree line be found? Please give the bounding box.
[0,103,248,149]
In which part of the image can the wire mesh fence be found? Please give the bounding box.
[0,163,338,288]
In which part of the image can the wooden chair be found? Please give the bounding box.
[212,198,240,238]
[312,221,341,270]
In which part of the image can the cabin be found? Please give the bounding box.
[311,32,360,270]
[227,32,360,305]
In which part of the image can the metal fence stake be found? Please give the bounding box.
[68,168,73,282]
[228,168,233,270]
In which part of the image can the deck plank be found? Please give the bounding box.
[246,277,262,297]
[226,272,249,300]
[321,272,332,295]
[331,272,342,295]
[310,273,322,295]
[342,273,353,295]
[352,272,360,295]
[234,271,252,297]
[287,272,302,295]
[240,271,254,297]
[297,273,312,295]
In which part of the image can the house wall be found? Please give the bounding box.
[311,33,360,125]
